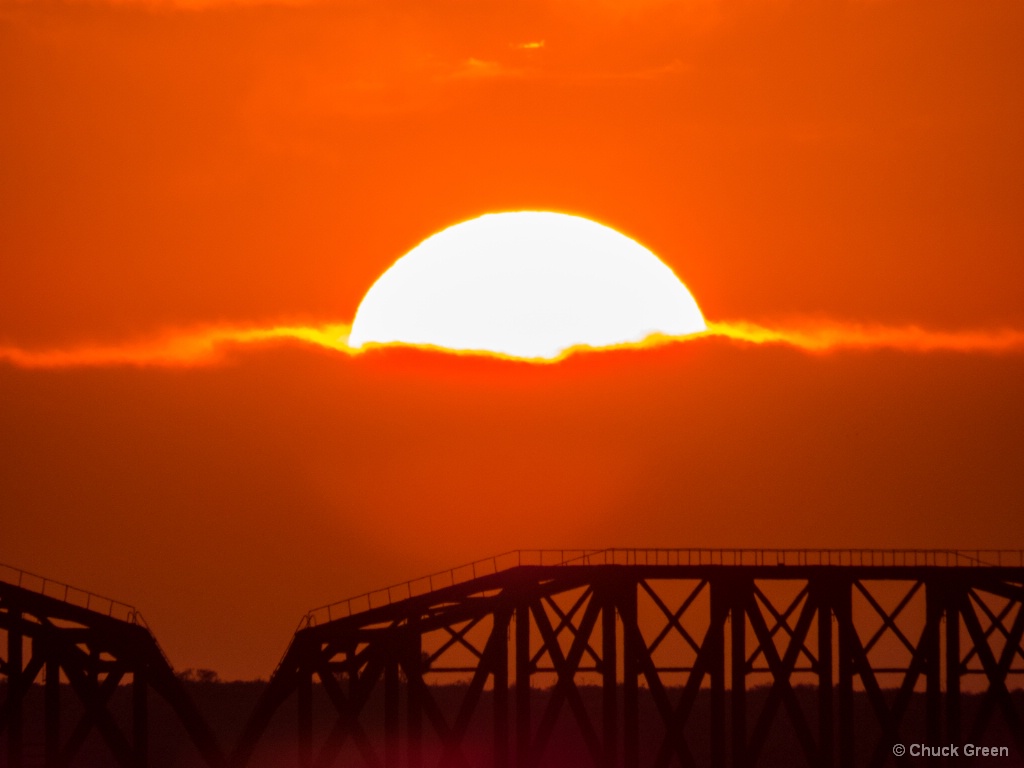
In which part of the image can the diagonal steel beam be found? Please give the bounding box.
[641,579,706,656]
[855,580,921,656]
[959,590,1024,755]
[744,584,818,767]
[529,594,604,766]
[314,651,385,768]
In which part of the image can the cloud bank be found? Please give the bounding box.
[3,319,1024,369]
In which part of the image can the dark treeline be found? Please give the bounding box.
[2,681,1021,767]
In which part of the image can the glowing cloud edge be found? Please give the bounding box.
[2,320,1024,370]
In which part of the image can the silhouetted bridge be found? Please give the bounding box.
[3,550,1023,767]
[0,562,223,768]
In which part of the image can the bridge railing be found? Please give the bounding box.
[303,550,603,626]
[0,561,141,624]
[301,548,1024,627]
[562,548,1024,568]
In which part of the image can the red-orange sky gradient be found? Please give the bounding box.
[2,0,1023,680]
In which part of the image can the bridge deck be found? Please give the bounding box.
[303,548,1024,626]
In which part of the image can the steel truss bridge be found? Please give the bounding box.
[0,562,223,768]
[2,550,1023,768]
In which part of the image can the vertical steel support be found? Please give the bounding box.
[89,644,100,684]
[516,602,531,768]
[133,665,148,768]
[816,583,833,768]
[710,579,727,768]
[731,580,747,768]
[945,585,961,747]
[45,652,60,768]
[347,641,359,701]
[925,581,942,748]
[8,611,23,768]
[621,581,639,768]
[494,609,511,768]
[385,648,400,768]
[297,663,312,768]
[602,587,618,768]
[835,580,854,768]
[407,630,423,768]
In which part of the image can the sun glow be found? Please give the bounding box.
[348,212,706,360]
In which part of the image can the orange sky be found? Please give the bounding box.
[2,0,1023,680]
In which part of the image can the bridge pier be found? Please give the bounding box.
[732,581,749,768]
[133,666,148,768]
[406,628,423,768]
[835,581,854,768]
[297,662,312,768]
[515,601,531,768]
[709,580,727,768]
[45,650,60,768]
[385,643,400,768]
[602,585,617,768]
[815,581,833,768]
[8,610,23,768]
[620,580,639,768]
[945,590,961,748]
[924,583,942,750]
[494,607,510,768]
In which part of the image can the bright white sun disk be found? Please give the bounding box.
[348,212,705,359]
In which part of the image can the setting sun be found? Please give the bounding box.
[347,212,706,360]
[2,0,1023,747]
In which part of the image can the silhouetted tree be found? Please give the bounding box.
[177,667,220,683]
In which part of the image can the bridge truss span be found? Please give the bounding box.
[236,553,1024,768]
[0,563,225,768]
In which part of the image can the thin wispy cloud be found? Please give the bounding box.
[449,57,525,80]
[0,324,353,369]
[3,319,1023,370]
[707,320,1024,354]
[48,0,319,9]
